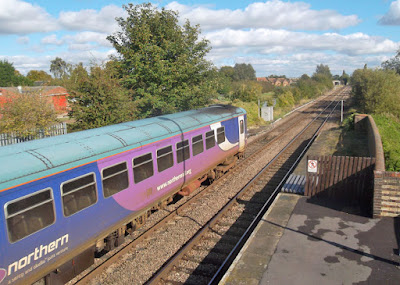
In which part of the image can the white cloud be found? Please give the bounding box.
[379,0,400,25]
[1,50,117,75]
[58,5,125,34]
[0,0,57,34]
[41,34,64,45]
[17,36,29,45]
[166,0,360,31]
[65,32,112,47]
[205,29,398,56]
[218,53,388,77]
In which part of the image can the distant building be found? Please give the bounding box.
[0,86,69,114]
[257,77,293,86]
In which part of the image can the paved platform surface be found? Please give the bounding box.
[221,193,400,285]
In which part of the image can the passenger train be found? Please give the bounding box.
[0,104,247,285]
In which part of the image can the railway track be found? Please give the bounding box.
[146,99,342,285]
[71,88,348,285]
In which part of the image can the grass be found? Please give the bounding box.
[372,114,400,171]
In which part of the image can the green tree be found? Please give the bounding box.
[0,60,32,86]
[351,68,400,117]
[50,57,71,79]
[340,70,350,85]
[107,3,216,118]
[233,63,256,81]
[231,80,262,101]
[382,48,400,74]
[313,63,332,79]
[26,70,52,83]
[67,63,135,131]
[0,92,57,136]
[219,66,235,81]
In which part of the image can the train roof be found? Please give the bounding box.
[0,105,246,192]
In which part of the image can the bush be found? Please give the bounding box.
[373,114,400,171]
[0,92,57,136]
[231,99,266,127]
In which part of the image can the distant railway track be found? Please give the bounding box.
[72,87,349,285]
[146,97,343,285]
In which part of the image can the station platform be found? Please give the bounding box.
[220,193,400,284]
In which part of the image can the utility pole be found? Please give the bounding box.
[341,100,344,123]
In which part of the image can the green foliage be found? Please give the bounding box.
[351,64,400,171]
[219,66,235,81]
[381,48,400,74]
[373,114,400,171]
[341,70,350,85]
[231,99,266,126]
[26,70,52,83]
[107,3,216,118]
[0,92,57,136]
[313,63,332,79]
[351,68,400,118]
[231,80,262,101]
[232,63,256,81]
[67,63,134,131]
[276,90,295,107]
[50,57,71,79]
[0,60,33,87]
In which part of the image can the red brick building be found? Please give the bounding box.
[257,77,293,86]
[0,86,69,114]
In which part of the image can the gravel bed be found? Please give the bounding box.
[82,106,323,285]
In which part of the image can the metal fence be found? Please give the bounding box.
[0,122,67,146]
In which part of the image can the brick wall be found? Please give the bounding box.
[357,115,400,217]
[374,171,400,217]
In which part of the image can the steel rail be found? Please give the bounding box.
[146,98,342,285]
[208,100,342,284]
[74,91,344,285]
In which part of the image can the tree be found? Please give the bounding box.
[382,48,400,74]
[351,68,400,117]
[0,92,57,136]
[233,63,256,81]
[107,3,216,118]
[219,66,235,80]
[26,70,52,83]
[313,64,332,79]
[67,62,135,130]
[0,60,32,86]
[50,57,71,79]
[340,70,350,85]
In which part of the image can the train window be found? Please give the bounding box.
[217,127,226,144]
[133,153,154,183]
[240,120,244,134]
[61,173,97,217]
[102,162,129,198]
[205,130,215,150]
[176,140,190,163]
[6,188,55,243]
[157,146,174,172]
[192,135,204,156]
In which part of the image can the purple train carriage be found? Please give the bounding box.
[0,104,247,285]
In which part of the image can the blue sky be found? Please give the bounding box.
[1,0,400,77]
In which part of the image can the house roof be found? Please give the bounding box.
[0,86,68,96]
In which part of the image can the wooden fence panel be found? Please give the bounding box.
[305,155,375,212]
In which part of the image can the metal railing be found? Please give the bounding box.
[0,122,67,146]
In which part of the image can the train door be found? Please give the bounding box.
[238,115,245,152]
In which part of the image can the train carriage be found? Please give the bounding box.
[0,105,247,285]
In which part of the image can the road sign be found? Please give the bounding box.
[308,160,318,173]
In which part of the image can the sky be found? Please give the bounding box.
[1,0,400,78]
